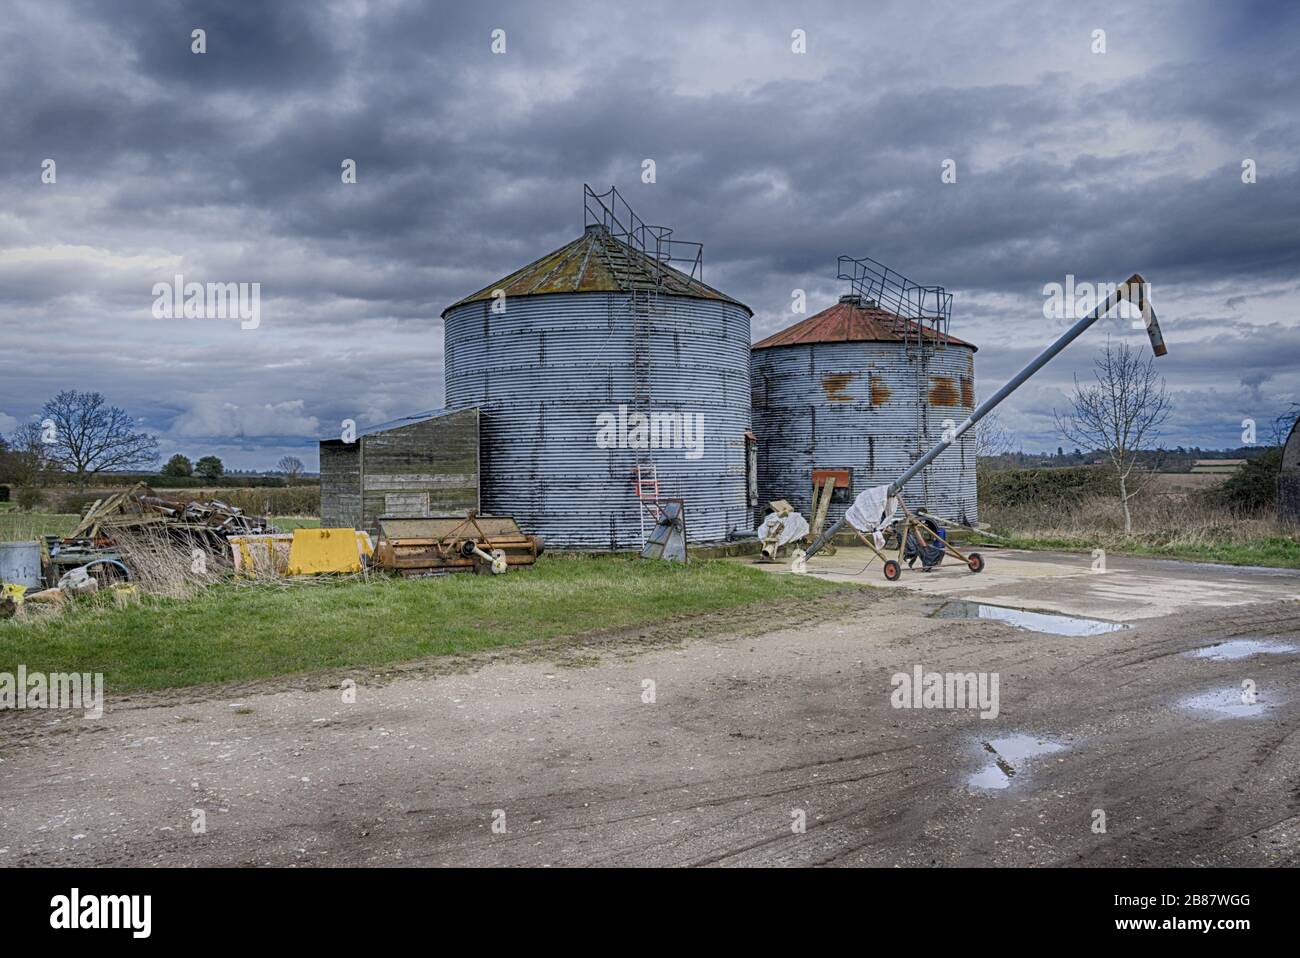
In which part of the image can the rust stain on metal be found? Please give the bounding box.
[821,372,857,402]
[960,375,975,407]
[869,374,891,406]
[928,375,961,406]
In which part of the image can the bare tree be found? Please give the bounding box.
[975,410,1015,460]
[0,421,56,487]
[1054,340,1172,534]
[41,390,159,488]
[277,455,305,480]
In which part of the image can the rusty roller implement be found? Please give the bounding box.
[373,513,542,576]
[795,275,1167,574]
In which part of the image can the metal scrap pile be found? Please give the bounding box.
[40,483,274,590]
[70,483,273,545]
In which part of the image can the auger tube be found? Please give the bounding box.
[800,275,1164,560]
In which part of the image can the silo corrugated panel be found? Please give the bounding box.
[752,341,978,526]
[444,292,753,549]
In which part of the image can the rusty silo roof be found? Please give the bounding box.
[754,296,976,351]
[442,225,751,316]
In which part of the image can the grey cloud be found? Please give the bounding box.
[1,0,1298,467]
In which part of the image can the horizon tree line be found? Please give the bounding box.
[0,390,313,489]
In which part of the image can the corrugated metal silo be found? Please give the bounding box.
[1280,418,1300,525]
[440,187,754,550]
[752,263,979,528]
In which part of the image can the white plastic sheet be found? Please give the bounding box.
[844,484,897,536]
[756,510,809,546]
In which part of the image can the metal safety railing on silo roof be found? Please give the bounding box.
[583,184,704,286]
[836,255,952,351]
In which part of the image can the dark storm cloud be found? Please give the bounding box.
[1,0,1298,467]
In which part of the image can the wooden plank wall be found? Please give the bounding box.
[359,408,479,532]
[319,441,362,529]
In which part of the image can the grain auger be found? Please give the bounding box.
[791,275,1167,580]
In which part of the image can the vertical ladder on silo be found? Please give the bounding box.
[628,249,659,546]
[587,191,672,546]
[598,229,658,411]
[630,283,658,544]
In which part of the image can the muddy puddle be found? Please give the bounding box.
[1186,638,1298,662]
[928,600,1127,637]
[1177,687,1279,719]
[967,733,1067,790]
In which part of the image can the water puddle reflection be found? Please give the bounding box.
[1187,639,1297,662]
[966,733,1067,790]
[929,601,1127,636]
[1177,687,1277,719]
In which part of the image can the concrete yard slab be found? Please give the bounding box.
[735,546,1300,621]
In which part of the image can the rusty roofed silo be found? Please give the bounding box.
[440,186,755,550]
[751,257,978,528]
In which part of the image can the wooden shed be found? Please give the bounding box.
[319,408,480,533]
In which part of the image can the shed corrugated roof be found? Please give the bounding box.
[753,299,976,351]
[442,225,750,316]
[319,409,454,444]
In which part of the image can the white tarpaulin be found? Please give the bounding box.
[756,510,809,546]
[844,484,897,541]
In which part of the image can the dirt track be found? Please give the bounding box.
[2,551,1299,867]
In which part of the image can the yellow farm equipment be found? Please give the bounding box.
[229,529,373,576]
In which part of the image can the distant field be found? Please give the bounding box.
[1148,473,1228,494]
[271,516,320,530]
[0,509,79,541]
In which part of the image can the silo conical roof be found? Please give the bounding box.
[754,296,975,350]
[442,225,751,317]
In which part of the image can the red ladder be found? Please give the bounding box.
[635,464,659,545]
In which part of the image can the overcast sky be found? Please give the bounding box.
[2,0,1297,470]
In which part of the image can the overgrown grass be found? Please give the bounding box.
[978,491,1300,568]
[0,555,849,690]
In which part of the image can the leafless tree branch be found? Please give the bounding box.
[41,390,159,488]
[1054,339,1172,534]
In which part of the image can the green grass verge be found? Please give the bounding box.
[974,533,1300,569]
[0,555,848,691]
[271,516,320,530]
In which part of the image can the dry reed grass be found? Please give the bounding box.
[107,527,228,599]
[982,490,1298,550]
